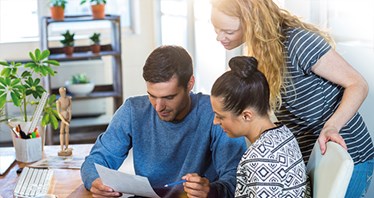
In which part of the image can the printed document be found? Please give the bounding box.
[95,163,160,198]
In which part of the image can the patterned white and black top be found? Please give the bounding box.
[235,124,310,198]
[275,28,374,164]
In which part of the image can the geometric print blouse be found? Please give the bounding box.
[235,124,311,198]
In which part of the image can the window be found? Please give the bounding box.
[160,0,188,47]
[0,0,133,44]
[159,0,228,94]
[326,0,374,46]
[0,0,38,43]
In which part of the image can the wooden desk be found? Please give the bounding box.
[0,144,93,198]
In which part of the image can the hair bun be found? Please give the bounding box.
[228,56,258,79]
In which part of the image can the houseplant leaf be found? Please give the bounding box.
[0,48,60,124]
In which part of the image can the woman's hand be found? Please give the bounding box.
[318,125,347,154]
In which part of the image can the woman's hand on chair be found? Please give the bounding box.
[318,126,347,155]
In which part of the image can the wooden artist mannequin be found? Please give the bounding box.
[56,87,73,156]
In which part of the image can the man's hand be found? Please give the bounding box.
[318,126,347,155]
[182,173,210,198]
[90,178,122,197]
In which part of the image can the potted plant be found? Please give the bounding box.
[60,30,75,56]
[50,0,67,21]
[80,0,107,19]
[65,74,95,96]
[0,48,61,130]
[89,32,101,53]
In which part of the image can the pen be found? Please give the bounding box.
[11,128,20,138]
[164,179,187,187]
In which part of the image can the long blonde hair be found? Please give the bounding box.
[211,0,334,110]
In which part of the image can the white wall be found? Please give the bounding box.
[337,42,374,198]
[336,43,374,140]
[121,0,158,99]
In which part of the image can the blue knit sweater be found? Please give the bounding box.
[81,92,247,197]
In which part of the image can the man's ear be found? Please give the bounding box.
[187,76,195,91]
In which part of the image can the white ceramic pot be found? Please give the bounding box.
[65,81,95,96]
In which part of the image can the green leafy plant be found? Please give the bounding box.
[80,0,106,5]
[0,49,61,129]
[71,74,91,84]
[89,33,101,45]
[60,30,75,47]
[50,0,68,9]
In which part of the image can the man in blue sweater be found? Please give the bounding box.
[81,45,247,197]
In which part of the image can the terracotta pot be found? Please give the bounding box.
[63,46,74,56]
[91,4,105,19]
[50,6,64,21]
[91,44,101,54]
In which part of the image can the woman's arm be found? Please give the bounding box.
[311,49,369,154]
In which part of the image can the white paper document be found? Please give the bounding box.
[95,163,160,198]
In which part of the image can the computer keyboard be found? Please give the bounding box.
[14,167,54,198]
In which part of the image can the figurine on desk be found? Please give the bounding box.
[56,87,73,156]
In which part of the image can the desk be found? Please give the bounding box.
[0,144,93,198]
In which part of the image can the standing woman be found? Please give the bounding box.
[210,0,374,197]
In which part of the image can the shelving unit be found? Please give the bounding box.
[40,15,123,145]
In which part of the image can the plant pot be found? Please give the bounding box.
[65,81,95,96]
[63,46,74,56]
[91,44,101,54]
[91,4,105,19]
[50,6,65,21]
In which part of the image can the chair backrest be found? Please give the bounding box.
[306,141,354,198]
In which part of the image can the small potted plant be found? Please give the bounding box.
[0,48,61,130]
[89,32,101,54]
[60,30,75,56]
[65,74,95,96]
[80,0,107,19]
[50,0,67,21]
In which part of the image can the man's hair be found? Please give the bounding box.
[143,45,193,88]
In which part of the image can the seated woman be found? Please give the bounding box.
[210,56,310,197]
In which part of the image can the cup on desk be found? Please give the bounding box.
[12,134,42,163]
[8,120,43,163]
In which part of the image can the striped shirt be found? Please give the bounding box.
[275,28,374,164]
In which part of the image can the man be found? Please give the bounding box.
[81,45,247,197]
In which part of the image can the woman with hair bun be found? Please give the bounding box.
[211,56,310,197]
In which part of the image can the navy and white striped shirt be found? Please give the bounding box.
[275,28,374,164]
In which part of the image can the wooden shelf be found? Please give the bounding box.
[41,15,123,145]
[45,14,121,24]
[51,115,112,144]
[50,85,122,100]
[48,44,121,61]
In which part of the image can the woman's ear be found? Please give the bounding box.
[242,109,253,122]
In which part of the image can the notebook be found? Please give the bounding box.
[0,153,16,175]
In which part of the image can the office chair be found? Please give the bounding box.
[306,141,354,198]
